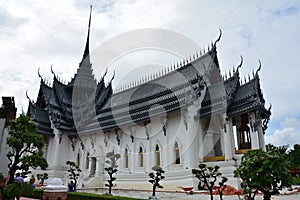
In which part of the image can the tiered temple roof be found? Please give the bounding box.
[27,8,271,136]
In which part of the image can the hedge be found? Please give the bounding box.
[67,192,145,200]
[20,183,44,199]
[293,177,300,185]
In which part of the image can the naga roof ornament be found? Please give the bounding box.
[255,59,262,76]
[237,55,243,71]
[213,29,222,47]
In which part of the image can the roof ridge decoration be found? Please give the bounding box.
[26,90,32,104]
[237,55,243,71]
[115,37,220,93]
[50,64,56,78]
[38,67,42,79]
[213,29,222,47]
[239,59,262,86]
[37,67,50,87]
[255,59,261,76]
[223,56,243,81]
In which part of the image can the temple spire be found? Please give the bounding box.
[82,5,92,62]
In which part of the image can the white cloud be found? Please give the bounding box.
[266,117,300,147]
[280,117,300,128]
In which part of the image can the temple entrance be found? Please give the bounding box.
[89,157,96,177]
[202,116,224,161]
[237,124,251,149]
[233,114,253,151]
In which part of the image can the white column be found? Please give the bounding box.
[249,112,259,149]
[257,121,266,151]
[224,117,234,161]
[198,127,204,162]
[130,142,135,173]
[146,140,151,173]
[95,156,103,177]
[88,157,92,176]
[188,107,200,168]
[250,131,259,150]
[54,131,63,167]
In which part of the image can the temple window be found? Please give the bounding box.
[124,148,129,168]
[155,144,160,166]
[174,141,180,164]
[139,146,144,167]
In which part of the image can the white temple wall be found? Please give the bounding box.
[44,128,70,178]
[95,107,209,189]
[58,132,72,167]
[42,108,267,190]
[45,128,60,168]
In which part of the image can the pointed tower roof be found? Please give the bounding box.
[81,5,92,63]
[68,5,96,89]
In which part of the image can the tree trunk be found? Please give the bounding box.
[108,173,113,194]
[109,185,112,195]
[263,192,271,200]
[9,154,20,184]
[74,179,77,191]
[8,168,16,184]
[152,185,156,197]
[209,188,213,200]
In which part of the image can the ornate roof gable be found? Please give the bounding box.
[228,62,269,117]
[28,6,113,134]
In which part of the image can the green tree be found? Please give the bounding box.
[6,115,48,183]
[104,150,120,195]
[234,144,293,200]
[192,163,222,200]
[148,166,165,197]
[288,144,300,170]
[66,161,81,191]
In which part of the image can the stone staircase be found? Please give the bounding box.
[83,176,102,187]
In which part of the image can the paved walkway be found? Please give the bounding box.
[82,187,300,200]
[16,189,300,200]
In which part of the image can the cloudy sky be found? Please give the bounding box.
[0,0,299,148]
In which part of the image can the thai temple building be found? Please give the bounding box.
[27,8,271,190]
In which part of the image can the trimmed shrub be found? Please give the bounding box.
[3,182,22,200]
[4,182,43,200]
[31,188,44,199]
